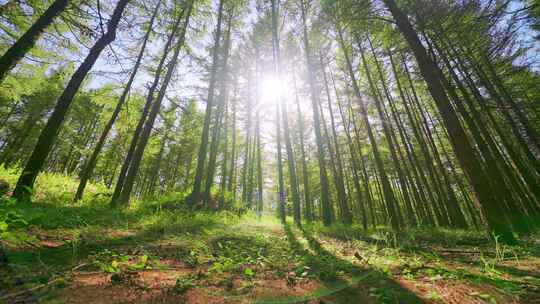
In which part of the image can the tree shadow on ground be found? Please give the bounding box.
[305,225,540,303]
[1,206,232,300]
[277,223,424,304]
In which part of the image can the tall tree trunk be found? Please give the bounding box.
[204,10,233,206]
[188,0,225,207]
[227,84,238,195]
[12,0,131,201]
[293,70,313,222]
[388,51,435,226]
[337,25,400,229]
[256,109,264,217]
[110,6,184,206]
[430,38,533,230]
[360,39,416,226]
[333,71,367,228]
[241,79,253,205]
[344,86,377,227]
[74,0,160,201]
[271,0,286,223]
[148,132,168,196]
[275,30,301,226]
[383,0,516,243]
[300,0,332,225]
[320,55,351,225]
[281,93,302,226]
[400,55,448,226]
[116,2,192,205]
[0,0,69,83]
[219,90,229,207]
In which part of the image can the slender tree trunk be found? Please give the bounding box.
[12,0,131,201]
[227,84,238,195]
[282,96,302,225]
[204,11,233,206]
[293,70,313,222]
[271,0,286,223]
[320,55,351,225]
[333,72,367,228]
[219,91,229,207]
[300,0,332,225]
[278,51,301,226]
[441,36,540,199]
[431,39,533,230]
[256,109,264,217]
[360,39,416,226]
[241,78,253,205]
[319,88,341,221]
[110,7,183,206]
[117,2,192,205]
[344,87,377,227]
[388,51,435,226]
[0,0,70,83]
[188,0,225,207]
[400,55,448,225]
[383,0,516,243]
[337,26,400,229]
[74,1,160,201]
[148,132,168,196]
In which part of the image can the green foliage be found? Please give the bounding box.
[210,234,268,274]
[0,197,36,245]
[173,274,197,294]
[91,249,152,274]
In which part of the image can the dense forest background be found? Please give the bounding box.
[0,0,540,302]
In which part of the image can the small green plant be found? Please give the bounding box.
[92,249,152,273]
[104,260,121,273]
[185,250,199,267]
[492,233,511,263]
[427,290,443,301]
[369,286,394,302]
[68,231,81,265]
[244,267,255,278]
[470,292,497,304]
[173,274,196,294]
[0,198,37,245]
[130,254,150,270]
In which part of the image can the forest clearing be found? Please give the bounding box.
[1,0,540,303]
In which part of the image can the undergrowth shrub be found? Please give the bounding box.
[0,166,111,204]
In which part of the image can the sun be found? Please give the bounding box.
[259,74,284,104]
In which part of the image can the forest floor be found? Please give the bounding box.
[1,173,540,303]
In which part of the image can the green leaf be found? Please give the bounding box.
[140,255,148,264]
